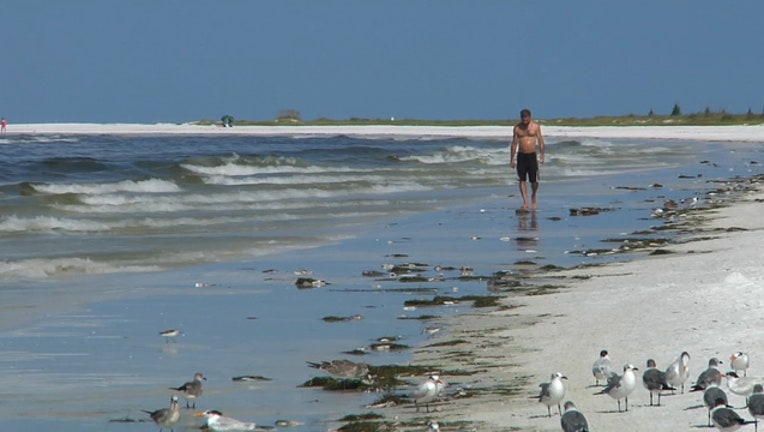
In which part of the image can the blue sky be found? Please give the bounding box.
[2,1,762,123]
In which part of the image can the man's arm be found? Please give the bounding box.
[537,123,545,164]
[510,127,518,168]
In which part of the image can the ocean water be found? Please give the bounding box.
[0,131,761,431]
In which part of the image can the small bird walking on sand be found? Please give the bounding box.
[692,357,724,392]
[592,349,612,386]
[537,372,567,417]
[143,395,181,432]
[595,364,638,412]
[665,351,691,394]
[642,359,675,406]
[195,409,259,431]
[411,375,444,413]
[560,401,589,432]
[731,351,751,377]
[747,384,764,432]
[169,372,206,409]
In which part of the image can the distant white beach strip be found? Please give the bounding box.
[7,123,764,142]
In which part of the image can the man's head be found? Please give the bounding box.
[520,109,531,125]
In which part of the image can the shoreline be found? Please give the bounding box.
[3,123,764,142]
[395,176,764,431]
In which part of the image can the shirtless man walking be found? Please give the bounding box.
[510,109,545,211]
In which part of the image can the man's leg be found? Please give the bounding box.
[531,181,539,210]
[518,180,529,210]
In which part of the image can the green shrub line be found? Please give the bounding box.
[196,110,764,127]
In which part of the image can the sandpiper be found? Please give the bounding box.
[159,329,183,343]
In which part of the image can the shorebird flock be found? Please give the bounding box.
[540,350,764,431]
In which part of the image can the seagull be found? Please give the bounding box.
[725,371,761,399]
[747,384,764,432]
[665,351,691,394]
[194,409,259,431]
[411,375,444,413]
[731,352,751,377]
[642,359,675,406]
[169,372,206,409]
[704,386,729,427]
[592,349,613,386]
[711,396,755,431]
[158,329,183,343]
[595,364,638,412]
[142,395,181,432]
[537,372,567,417]
[692,357,724,392]
[306,359,370,380]
[560,401,589,432]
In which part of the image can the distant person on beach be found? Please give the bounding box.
[510,109,545,211]
[1,117,6,132]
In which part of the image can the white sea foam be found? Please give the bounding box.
[0,257,161,279]
[33,178,180,195]
[0,215,110,233]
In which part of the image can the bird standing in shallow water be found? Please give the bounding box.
[560,401,589,432]
[538,372,567,417]
[143,395,180,432]
[169,372,206,409]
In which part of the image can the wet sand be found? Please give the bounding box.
[395,181,764,431]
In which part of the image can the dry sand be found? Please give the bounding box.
[402,185,764,431]
[6,122,764,143]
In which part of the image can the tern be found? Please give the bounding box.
[411,374,444,413]
[731,352,751,377]
[195,409,259,431]
[592,349,613,386]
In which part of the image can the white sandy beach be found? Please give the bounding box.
[5,122,764,143]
